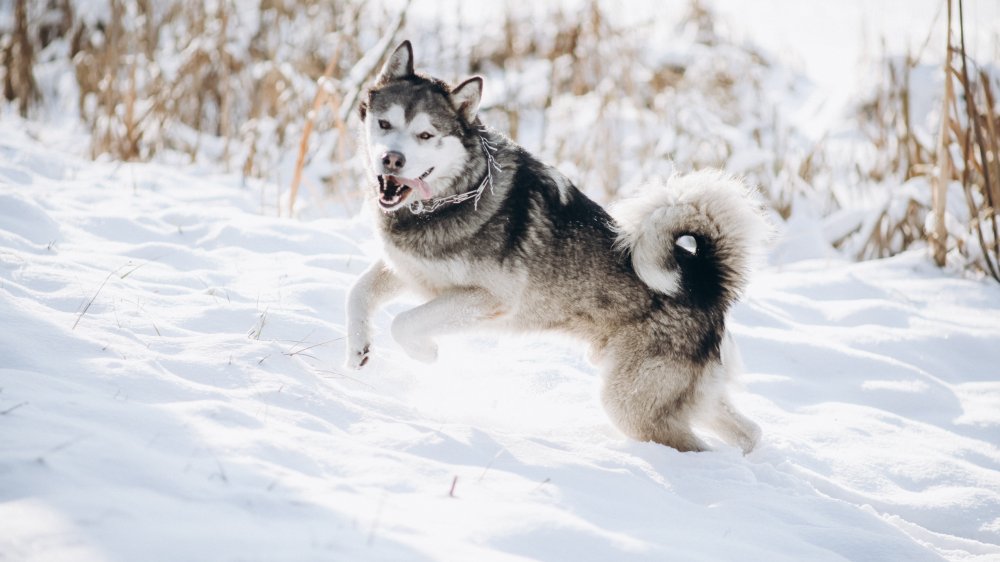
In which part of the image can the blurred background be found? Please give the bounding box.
[2,0,999,279]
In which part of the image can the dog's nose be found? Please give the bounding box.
[381,151,405,173]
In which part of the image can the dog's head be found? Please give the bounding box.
[359,41,484,212]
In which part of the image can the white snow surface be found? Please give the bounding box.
[2,119,1000,562]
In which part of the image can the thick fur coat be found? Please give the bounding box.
[345,41,768,453]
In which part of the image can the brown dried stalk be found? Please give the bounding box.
[930,0,954,266]
[287,44,343,218]
[287,2,410,216]
[956,0,1000,281]
[4,0,40,117]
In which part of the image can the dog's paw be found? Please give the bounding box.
[400,339,438,363]
[345,343,372,370]
[740,422,763,456]
[390,314,439,363]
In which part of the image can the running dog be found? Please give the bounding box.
[345,41,768,453]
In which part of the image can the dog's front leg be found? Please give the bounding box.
[345,259,404,369]
[391,287,505,363]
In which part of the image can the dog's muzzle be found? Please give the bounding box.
[376,168,434,211]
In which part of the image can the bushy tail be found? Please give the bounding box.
[612,170,769,309]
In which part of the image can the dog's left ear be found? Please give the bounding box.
[376,40,414,83]
[451,76,483,123]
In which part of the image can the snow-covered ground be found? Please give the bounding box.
[2,111,1000,562]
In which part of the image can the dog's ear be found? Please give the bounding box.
[451,76,483,122]
[376,40,414,83]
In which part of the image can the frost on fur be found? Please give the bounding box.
[612,170,770,307]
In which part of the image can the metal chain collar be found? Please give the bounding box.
[408,128,501,215]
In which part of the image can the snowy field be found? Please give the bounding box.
[4,0,1000,559]
[2,112,1000,562]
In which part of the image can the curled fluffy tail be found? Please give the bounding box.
[612,170,769,309]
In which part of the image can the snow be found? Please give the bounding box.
[3,111,1000,562]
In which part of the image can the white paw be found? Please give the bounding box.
[400,339,438,363]
[345,342,372,370]
[391,313,438,363]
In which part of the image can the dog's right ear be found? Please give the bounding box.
[376,40,414,83]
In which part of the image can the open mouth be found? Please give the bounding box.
[377,168,434,210]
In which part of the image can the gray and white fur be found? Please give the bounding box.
[346,41,768,453]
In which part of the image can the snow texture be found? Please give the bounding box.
[2,114,1000,562]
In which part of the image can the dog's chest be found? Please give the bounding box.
[382,242,480,291]
[381,241,523,300]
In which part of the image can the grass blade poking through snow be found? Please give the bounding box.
[73,265,126,330]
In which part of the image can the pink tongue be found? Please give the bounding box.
[395,176,432,199]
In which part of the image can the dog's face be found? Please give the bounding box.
[360,41,484,212]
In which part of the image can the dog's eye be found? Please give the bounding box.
[378,119,392,130]
[418,132,434,140]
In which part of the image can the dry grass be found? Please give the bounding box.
[287,4,410,215]
[953,3,1000,281]
[4,0,795,212]
[2,0,41,117]
[15,0,386,184]
[4,0,999,281]
[450,0,795,211]
[855,0,999,280]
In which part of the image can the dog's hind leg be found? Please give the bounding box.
[391,287,505,363]
[601,354,709,452]
[700,332,761,454]
[703,394,761,454]
[345,260,404,369]
[645,410,710,453]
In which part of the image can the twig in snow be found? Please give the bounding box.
[214,459,229,484]
[248,307,269,340]
[43,437,83,457]
[0,401,28,415]
[367,492,388,547]
[119,259,152,279]
[311,368,374,389]
[449,475,458,497]
[283,337,344,357]
[74,258,157,333]
[73,265,127,330]
[478,448,507,482]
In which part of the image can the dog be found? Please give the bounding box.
[345,40,768,453]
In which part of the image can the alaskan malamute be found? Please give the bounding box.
[345,41,767,453]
